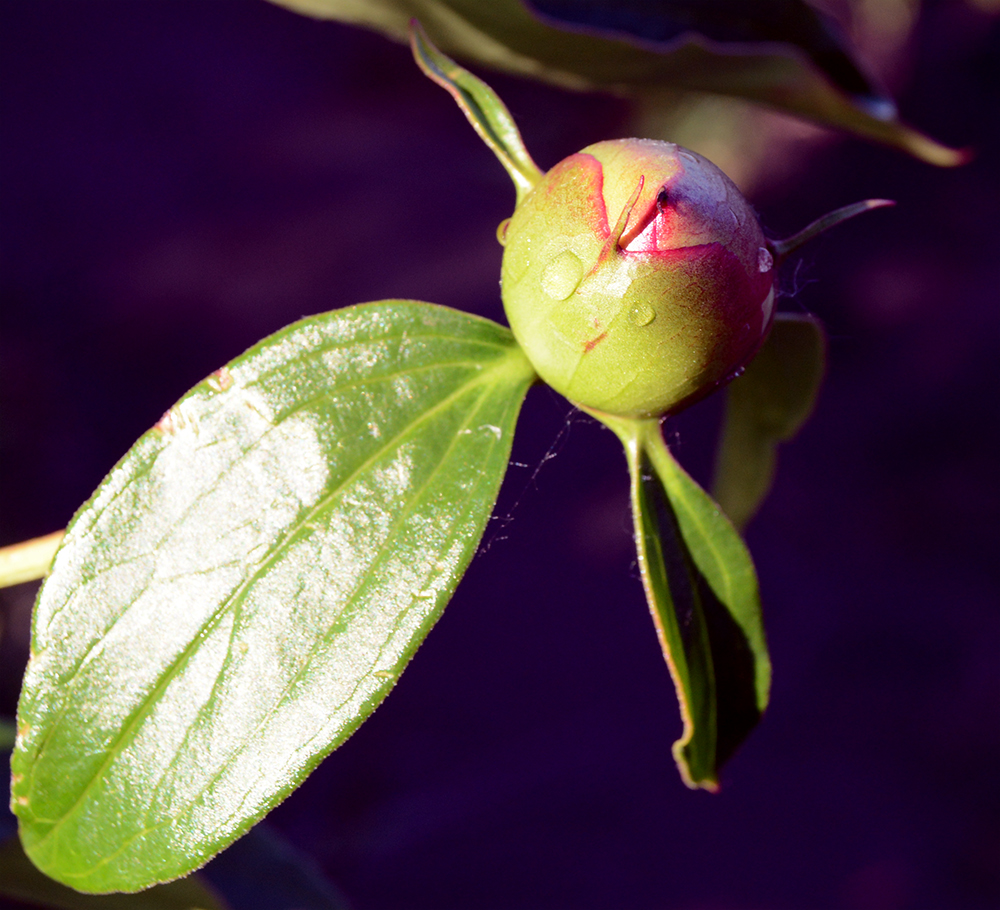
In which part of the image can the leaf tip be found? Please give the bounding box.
[673,741,721,794]
[861,198,896,211]
[906,135,974,168]
[407,17,425,54]
[770,197,897,264]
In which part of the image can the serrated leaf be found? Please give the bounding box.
[410,20,542,205]
[713,313,826,530]
[594,414,769,790]
[12,301,535,893]
[0,836,225,910]
[266,0,964,165]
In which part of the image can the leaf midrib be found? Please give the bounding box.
[25,344,526,847]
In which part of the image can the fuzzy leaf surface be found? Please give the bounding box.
[12,301,534,893]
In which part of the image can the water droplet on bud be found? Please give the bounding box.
[629,301,656,326]
[501,138,775,418]
[541,250,584,300]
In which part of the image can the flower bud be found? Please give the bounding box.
[500,139,776,418]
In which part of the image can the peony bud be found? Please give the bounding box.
[500,139,776,418]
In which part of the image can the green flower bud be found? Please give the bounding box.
[500,139,776,418]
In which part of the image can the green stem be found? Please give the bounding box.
[0,530,63,588]
[770,199,894,266]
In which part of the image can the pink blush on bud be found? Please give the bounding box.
[622,209,679,253]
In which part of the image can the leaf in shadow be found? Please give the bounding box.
[713,313,826,530]
[199,824,349,910]
[1,717,15,752]
[528,0,879,106]
[0,836,225,910]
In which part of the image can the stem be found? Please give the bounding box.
[0,530,64,588]
[770,199,895,266]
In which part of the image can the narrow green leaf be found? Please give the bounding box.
[713,314,826,530]
[593,414,769,790]
[267,0,964,166]
[12,301,535,893]
[410,20,543,205]
[0,836,225,910]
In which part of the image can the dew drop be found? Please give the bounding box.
[541,250,584,300]
[496,218,511,246]
[629,301,656,326]
[758,246,774,273]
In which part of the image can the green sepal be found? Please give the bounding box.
[12,301,535,893]
[590,412,770,790]
[410,20,543,206]
[713,313,826,530]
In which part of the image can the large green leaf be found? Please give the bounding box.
[12,301,535,893]
[267,0,964,165]
[713,313,826,530]
[594,414,769,790]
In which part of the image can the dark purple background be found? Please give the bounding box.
[1,2,998,909]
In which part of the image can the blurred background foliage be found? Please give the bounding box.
[267,0,966,185]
